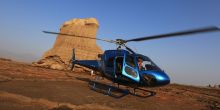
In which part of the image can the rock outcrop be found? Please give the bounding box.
[34,18,103,70]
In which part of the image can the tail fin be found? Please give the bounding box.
[71,48,76,70]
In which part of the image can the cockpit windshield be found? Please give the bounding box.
[136,54,162,71]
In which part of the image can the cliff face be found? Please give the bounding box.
[34,18,103,70]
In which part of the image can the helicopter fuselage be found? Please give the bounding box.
[73,49,170,88]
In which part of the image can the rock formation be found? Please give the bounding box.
[34,18,103,70]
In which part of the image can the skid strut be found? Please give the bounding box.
[90,81,115,95]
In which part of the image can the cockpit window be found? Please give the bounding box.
[142,60,154,70]
[137,55,162,71]
[137,57,145,70]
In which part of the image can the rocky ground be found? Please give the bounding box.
[0,58,219,110]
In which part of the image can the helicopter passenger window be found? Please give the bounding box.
[126,55,135,67]
[115,57,123,75]
[106,57,114,68]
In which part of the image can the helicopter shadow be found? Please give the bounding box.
[75,77,156,98]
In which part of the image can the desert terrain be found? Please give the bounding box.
[0,58,219,110]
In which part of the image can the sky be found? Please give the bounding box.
[0,0,220,86]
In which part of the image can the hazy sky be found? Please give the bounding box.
[0,0,220,86]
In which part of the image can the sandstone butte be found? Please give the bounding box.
[34,18,103,71]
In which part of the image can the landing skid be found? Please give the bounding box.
[129,87,156,98]
[88,77,156,98]
[76,76,156,98]
[88,80,129,98]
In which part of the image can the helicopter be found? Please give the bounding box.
[43,26,220,97]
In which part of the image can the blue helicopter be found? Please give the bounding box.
[44,26,219,97]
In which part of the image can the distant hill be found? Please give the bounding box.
[0,49,39,63]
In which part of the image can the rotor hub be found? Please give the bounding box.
[116,39,126,45]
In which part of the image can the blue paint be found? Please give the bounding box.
[140,70,170,86]
[72,49,170,87]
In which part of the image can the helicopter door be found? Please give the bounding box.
[122,54,140,82]
[114,56,124,77]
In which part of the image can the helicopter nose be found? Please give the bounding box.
[143,71,170,86]
[154,71,170,86]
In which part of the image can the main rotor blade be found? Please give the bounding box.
[43,31,116,43]
[125,26,220,42]
[124,45,135,54]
